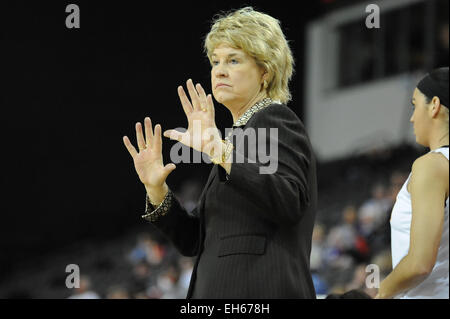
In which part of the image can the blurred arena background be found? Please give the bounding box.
[1,0,448,298]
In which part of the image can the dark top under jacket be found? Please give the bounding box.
[142,102,318,299]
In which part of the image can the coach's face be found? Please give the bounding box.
[210,43,266,108]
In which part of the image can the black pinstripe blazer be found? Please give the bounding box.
[151,103,317,299]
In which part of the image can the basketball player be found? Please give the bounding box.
[375,67,449,299]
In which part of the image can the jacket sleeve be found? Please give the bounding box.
[142,190,201,257]
[218,104,313,225]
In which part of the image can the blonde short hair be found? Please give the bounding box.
[204,7,294,104]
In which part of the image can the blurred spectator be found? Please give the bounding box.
[310,224,326,272]
[312,273,329,296]
[344,263,368,292]
[341,264,370,297]
[129,261,152,297]
[67,276,100,299]
[157,265,185,299]
[106,285,130,299]
[178,257,194,293]
[325,205,369,267]
[326,205,358,253]
[310,223,330,295]
[344,263,380,298]
[134,291,152,299]
[358,184,391,239]
[128,233,165,266]
[327,284,346,296]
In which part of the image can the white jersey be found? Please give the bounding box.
[390,146,449,299]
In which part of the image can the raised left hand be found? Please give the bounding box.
[163,79,222,157]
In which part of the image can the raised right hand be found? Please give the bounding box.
[123,117,176,190]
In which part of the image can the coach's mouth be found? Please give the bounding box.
[215,83,231,89]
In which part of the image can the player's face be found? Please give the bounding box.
[410,88,432,147]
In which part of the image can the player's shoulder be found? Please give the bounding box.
[412,152,449,177]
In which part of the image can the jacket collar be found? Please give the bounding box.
[232,98,277,128]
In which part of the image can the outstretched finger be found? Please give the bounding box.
[177,86,193,116]
[123,135,138,158]
[186,79,201,111]
[153,124,162,153]
[136,122,146,151]
[207,94,215,118]
[196,83,208,111]
[144,117,154,146]
[163,129,188,146]
[163,129,180,141]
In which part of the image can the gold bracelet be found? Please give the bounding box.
[210,140,233,165]
[223,139,234,163]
